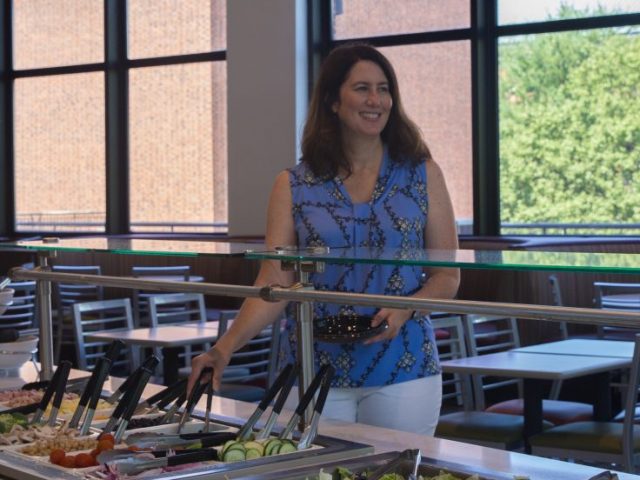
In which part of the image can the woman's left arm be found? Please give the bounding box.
[366,158,460,343]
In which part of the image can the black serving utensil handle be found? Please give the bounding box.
[20,380,49,391]
[79,356,115,435]
[71,340,124,428]
[102,367,144,434]
[312,365,333,415]
[236,363,295,440]
[255,363,298,440]
[1,402,40,415]
[160,390,187,424]
[30,361,66,424]
[166,448,217,467]
[46,361,72,426]
[144,377,187,411]
[296,365,334,450]
[272,364,298,415]
[294,363,331,417]
[178,367,212,432]
[259,363,295,412]
[113,356,159,443]
[279,364,331,440]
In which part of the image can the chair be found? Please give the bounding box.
[0,281,37,332]
[216,312,282,402]
[464,314,523,410]
[435,314,534,450]
[530,334,640,473]
[466,314,593,426]
[432,315,473,410]
[131,265,193,327]
[148,293,208,378]
[52,265,104,364]
[594,282,640,340]
[72,298,138,373]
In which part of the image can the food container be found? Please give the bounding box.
[0,415,372,480]
[237,451,516,480]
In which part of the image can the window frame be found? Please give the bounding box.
[0,0,227,237]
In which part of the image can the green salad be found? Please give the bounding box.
[318,466,480,480]
[0,413,28,433]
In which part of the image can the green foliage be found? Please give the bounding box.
[499,20,640,228]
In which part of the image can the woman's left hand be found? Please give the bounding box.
[363,308,414,344]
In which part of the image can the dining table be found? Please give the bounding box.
[440,349,632,451]
[85,322,224,385]
[514,338,635,358]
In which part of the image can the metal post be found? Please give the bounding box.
[295,269,316,428]
[36,251,55,380]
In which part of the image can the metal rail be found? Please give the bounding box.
[11,266,640,327]
[10,265,640,427]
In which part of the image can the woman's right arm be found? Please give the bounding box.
[187,171,297,393]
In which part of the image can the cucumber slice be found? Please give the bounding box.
[245,448,263,460]
[221,440,239,456]
[243,441,265,456]
[264,439,282,456]
[278,441,297,454]
[223,448,246,462]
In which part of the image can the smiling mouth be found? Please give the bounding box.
[360,112,381,120]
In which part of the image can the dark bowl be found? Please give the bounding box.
[314,314,388,344]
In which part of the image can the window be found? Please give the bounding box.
[499,0,640,25]
[6,0,227,234]
[129,62,227,233]
[332,0,470,38]
[497,3,640,235]
[13,0,103,69]
[14,73,105,232]
[329,1,473,234]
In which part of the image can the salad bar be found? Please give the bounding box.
[0,348,374,480]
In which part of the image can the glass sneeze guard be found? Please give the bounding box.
[246,246,640,275]
[0,238,267,257]
[3,239,640,274]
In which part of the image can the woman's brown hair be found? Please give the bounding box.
[301,43,432,179]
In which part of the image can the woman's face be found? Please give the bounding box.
[332,60,393,140]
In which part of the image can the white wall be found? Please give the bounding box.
[227,0,307,236]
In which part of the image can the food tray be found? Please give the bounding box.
[0,415,372,480]
[237,451,516,480]
[0,435,102,480]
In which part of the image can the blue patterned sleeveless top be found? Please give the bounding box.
[280,146,441,388]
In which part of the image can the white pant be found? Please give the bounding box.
[285,374,442,435]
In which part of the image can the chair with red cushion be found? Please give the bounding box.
[464,314,593,426]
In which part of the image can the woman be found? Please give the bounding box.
[189,44,459,435]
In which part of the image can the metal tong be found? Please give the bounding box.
[133,377,187,416]
[69,340,125,430]
[124,430,236,451]
[113,356,159,443]
[105,353,158,406]
[368,449,421,480]
[30,360,72,425]
[159,389,188,424]
[177,367,213,433]
[236,362,297,440]
[102,356,159,442]
[278,363,333,441]
[255,363,298,440]
[296,364,334,450]
[105,448,218,477]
